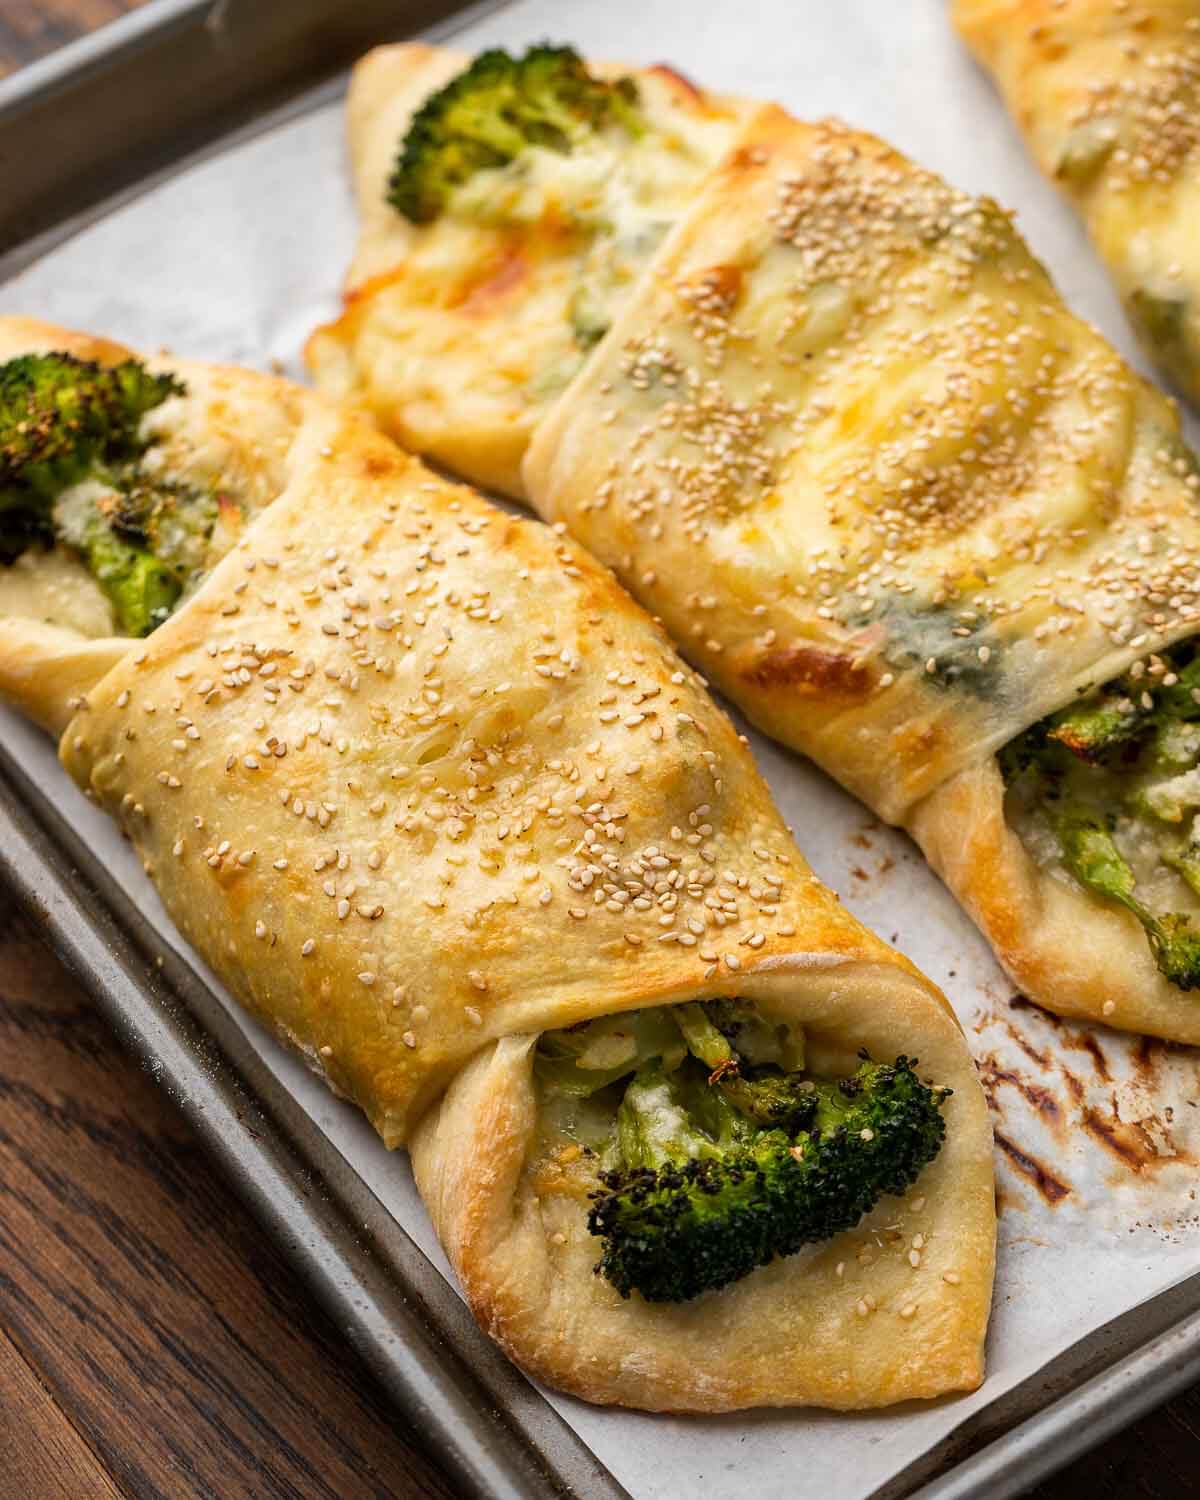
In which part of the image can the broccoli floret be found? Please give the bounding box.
[535,1007,686,1096]
[674,1001,818,1129]
[1164,837,1200,899]
[388,44,641,223]
[1,352,180,492]
[1046,695,1144,761]
[588,1053,948,1303]
[75,517,181,638]
[1056,809,1200,989]
[1144,912,1200,989]
[1002,641,1200,991]
[0,351,195,636]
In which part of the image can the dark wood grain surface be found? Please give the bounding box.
[0,902,458,1500]
[2,6,1200,1500]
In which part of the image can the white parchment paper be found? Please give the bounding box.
[5,3,1200,1496]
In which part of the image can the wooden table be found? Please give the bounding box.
[2,7,1199,1499]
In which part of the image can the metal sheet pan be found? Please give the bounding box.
[2,2,1200,1496]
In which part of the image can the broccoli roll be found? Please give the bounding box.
[0,321,994,1412]
[523,107,1200,1041]
[953,0,1200,406]
[305,43,753,496]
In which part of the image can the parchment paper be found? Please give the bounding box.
[4,2,1200,1496]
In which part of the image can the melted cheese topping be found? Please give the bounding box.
[525,110,1200,821]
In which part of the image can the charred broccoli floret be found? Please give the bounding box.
[1,352,180,494]
[1045,695,1144,761]
[0,351,206,637]
[388,44,641,223]
[589,1054,948,1303]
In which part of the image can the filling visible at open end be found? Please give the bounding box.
[1001,636,1200,990]
[0,351,234,637]
[531,1000,949,1304]
[386,45,719,369]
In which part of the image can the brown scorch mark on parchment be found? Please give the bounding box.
[992,1129,1070,1205]
[974,994,1200,1209]
[977,1059,1061,1132]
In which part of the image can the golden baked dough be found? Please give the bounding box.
[305,43,752,496]
[524,107,1200,1039]
[0,317,311,732]
[0,323,994,1411]
[953,0,1200,404]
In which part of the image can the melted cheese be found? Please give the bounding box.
[306,45,752,496]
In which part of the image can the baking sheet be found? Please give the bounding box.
[4,1,1200,1496]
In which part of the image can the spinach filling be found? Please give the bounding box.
[1127,288,1197,396]
[842,594,1004,698]
[1000,637,1200,988]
